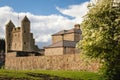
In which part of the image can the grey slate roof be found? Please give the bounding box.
[45,40,77,48]
[52,28,82,36]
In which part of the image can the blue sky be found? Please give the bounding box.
[0,0,89,15]
[0,0,90,48]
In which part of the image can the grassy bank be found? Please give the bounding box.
[0,69,103,80]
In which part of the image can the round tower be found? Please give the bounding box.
[5,20,15,53]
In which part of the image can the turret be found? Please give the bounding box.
[21,16,30,23]
[5,20,15,53]
[21,16,30,31]
[6,20,15,29]
[21,16,31,51]
[21,16,30,34]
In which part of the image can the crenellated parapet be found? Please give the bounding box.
[12,27,21,33]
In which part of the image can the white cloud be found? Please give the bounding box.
[56,2,89,18]
[90,0,98,4]
[0,1,89,48]
[56,1,89,23]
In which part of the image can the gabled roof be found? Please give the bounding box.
[52,28,82,36]
[45,40,77,48]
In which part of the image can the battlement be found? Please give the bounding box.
[12,27,21,33]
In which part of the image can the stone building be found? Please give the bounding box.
[5,16,39,53]
[45,24,82,56]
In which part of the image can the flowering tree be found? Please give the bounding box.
[78,0,120,80]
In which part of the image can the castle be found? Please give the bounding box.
[45,24,82,55]
[4,0,120,71]
[5,16,39,53]
[5,16,82,56]
[5,16,100,71]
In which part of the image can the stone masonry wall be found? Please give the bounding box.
[5,53,100,72]
[64,47,75,54]
[11,31,22,51]
[45,47,64,56]
[52,35,63,44]
[64,33,74,41]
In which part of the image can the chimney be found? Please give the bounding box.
[74,24,80,29]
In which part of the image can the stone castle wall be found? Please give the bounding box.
[11,30,22,51]
[45,47,64,55]
[64,47,75,54]
[52,35,63,44]
[52,33,78,44]
[64,33,74,41]
[5,53,100,72]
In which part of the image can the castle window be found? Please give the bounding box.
[24,42,26,45]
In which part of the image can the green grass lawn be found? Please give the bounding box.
[0,69,104,80]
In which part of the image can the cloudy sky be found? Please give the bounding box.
[0,0,90,48]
